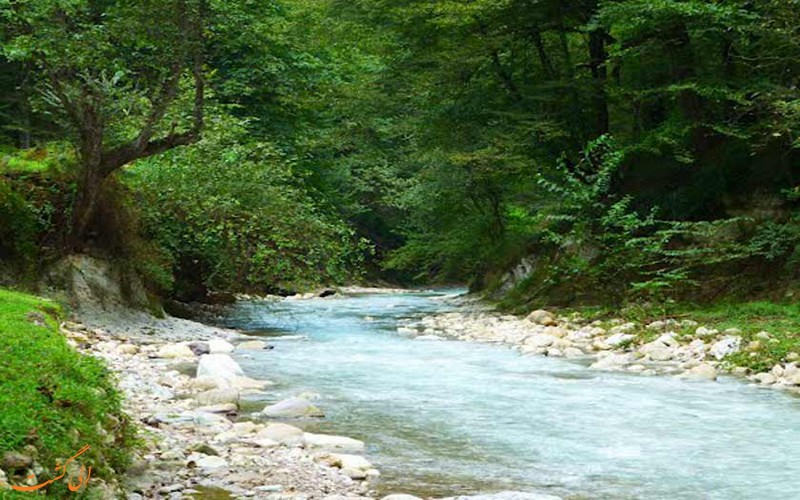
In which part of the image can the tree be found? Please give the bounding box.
[1,0,207,246]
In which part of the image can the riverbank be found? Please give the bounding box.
[399,295,800,396]
[67,309,382,499]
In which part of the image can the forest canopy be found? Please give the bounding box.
[1,0,799,305]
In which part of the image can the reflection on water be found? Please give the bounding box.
[224,290,800,499]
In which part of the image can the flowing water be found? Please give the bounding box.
[223,289,800,499]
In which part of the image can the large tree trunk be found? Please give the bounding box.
[588,28,610,137]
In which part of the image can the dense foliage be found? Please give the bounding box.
[2,0,800,303]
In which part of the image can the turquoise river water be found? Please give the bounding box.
[223,289,800,499]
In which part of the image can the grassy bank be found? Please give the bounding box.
[0,289,134,496]
[567,300,800,374]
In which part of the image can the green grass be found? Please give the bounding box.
[0,289,134,497]
[0,144,74,175]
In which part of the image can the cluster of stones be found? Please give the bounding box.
[396,306,800,395]
[55,319,395,499]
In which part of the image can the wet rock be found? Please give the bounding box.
[260,397,324,418]
[563,347,584,358]
[237,340,269,350]
[157,343,195,359]
[525,334,558,348]
[684,363,718,381]
[752,372,776,385]
[590,353,635,370]
[316,453,373,477]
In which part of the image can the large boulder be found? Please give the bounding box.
[259,397,324,418]
[683,363,718,381]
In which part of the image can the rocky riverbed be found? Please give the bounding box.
[397,297,800,395]
[61,312,383,499]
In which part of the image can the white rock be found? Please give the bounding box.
[237,340,268,350]
[752,372,776,385]
[605,333,634,347]
[525,334,558,348]
[590,353,635,370]
[695,326,719,338]
[526,310,556,326]
[771,364,784,378]
[157,344,195,359]
[192,455,228,472]
[563,347,584,358]
[193,388,240,407]
[260,397,324,418]
[255,423,304,445]
[304,433,365,452]
[207,339,235,353]
[383,495,423,500]
[196,354,244,385]
[710,336,741,360]
[684,363,718,381]
[118,344,139,355]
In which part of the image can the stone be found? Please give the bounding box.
[255,423,305,445]
[192,455,228,472]
[260,397,324,418]
[684,363,718,381]
[526,310,556,326]
[590,353,634,370]
[186,376,222,391]
[237,340,269,350]
[208,339,235,354]
[746,340,762,352]
[1,452,32,471]
[771,364,785,378]
[605,333,634,347]
[444,492,562,500]
[303,433,365,452]
[232,421,261,435]
[787,352,800,362]
[710,336,741,360]
[157,344,195,359]
[383,495,423,500]
[118,344,139,355]
[752,372,776,385]
[187,342,211,356]
[196,354,244,384]
[731,366,749,376]
[786,372,800,386]
[695,326,719,338]
[195,403,238,414]
[194,388,240,407]
[545,348,563,357]
[755,331,772,340]
[317,453,373,473]
[646,346,674,362]
[525,334,558,348]
[563,347,584,358]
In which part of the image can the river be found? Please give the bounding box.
[223,289,800,499]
